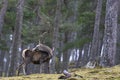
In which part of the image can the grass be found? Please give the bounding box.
[1,65,120,80]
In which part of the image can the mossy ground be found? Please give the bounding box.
[1,65,120,80]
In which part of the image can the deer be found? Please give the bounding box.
[16,43,53,76]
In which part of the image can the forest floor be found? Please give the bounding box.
[1,65,120,80]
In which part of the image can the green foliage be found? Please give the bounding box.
[60,22,79,32]
[21,0,95,50]
[21,23,52,46]
[4,12,16,33]
[3,0,16,34]
[78,0,96,12]
[0,1,2,9]
[2,0,98,51]
[75,0,95,45]
[20,0,54,46]
[0,39,8,50]
[78,11,95,25]
[8,0,16,10]
[22,25,41,44]
[59,0,96,52]
[27,0,36,7]
[63,37,91,52]
[23,8,35,20]
[41,0,56,16]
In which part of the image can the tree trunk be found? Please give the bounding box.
[55,52,62,73]
[115,24,120,65]
[81,43,89,66]
[101,0,118,67]
[62,51,69,70]
[0,51,6,76]
[51,0,61,73]
[76,49,82,68]
[89,0,102,66]
[5,38,12,77]
[62,32,74,70]
[8,0,24,76]
[33,0,44,73]
[0,0,8,36]
[0,0,8,76]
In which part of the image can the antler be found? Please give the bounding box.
[39,32,47,44]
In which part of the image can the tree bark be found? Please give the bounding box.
[81,43,89,66]
[8,0,24,76]
[51,0,61,73]
[76,49,82,68]
[101,0,118,67]
[0,0,8,36]
[115,24,120,65]
[0,0,8,76]
[89,0,102,65]
[0,51,6,76]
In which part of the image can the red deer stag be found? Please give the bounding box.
[16,43,53,76]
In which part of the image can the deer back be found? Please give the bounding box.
[33,43,53,59]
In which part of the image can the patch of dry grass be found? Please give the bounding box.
[1,65,120,80]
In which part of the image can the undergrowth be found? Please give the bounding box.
[1,65,120,80]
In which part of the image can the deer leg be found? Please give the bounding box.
[22,58,31,75]
[48,61,50,73]
[46,60,50,73]
[22,63,28,75]
[16,62,24,76]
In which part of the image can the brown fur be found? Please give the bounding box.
[32,52,41,61]
[16,44,53,76]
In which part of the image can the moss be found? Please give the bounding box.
[1,65,120,80]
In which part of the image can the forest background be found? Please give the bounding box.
[0,0,120,77]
